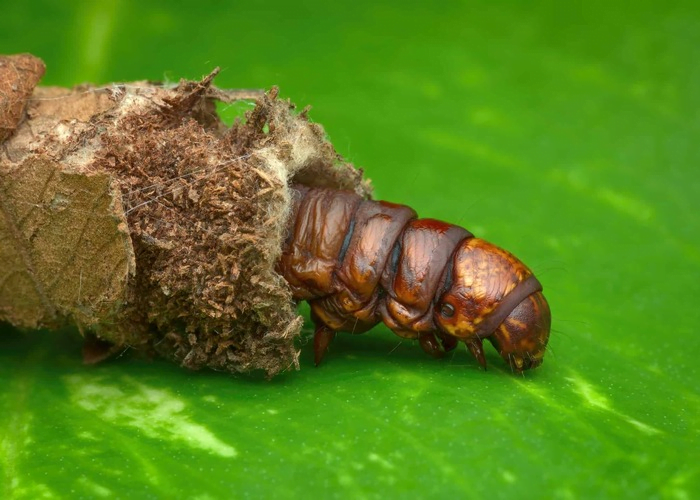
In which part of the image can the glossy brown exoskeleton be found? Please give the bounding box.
[278,186,551,373]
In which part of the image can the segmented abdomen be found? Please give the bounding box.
[278,185,471,338]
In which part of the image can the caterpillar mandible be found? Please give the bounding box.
[278,185,551,373]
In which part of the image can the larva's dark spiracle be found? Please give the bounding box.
[278,185,551,373]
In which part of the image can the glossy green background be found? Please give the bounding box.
[1,1,698,498]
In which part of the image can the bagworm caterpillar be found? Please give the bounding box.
[278,185,551,372]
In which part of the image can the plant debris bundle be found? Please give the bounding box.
[0,54,370,377]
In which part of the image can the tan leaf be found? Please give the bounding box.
[0,54,45,143]
[0,157,135,329]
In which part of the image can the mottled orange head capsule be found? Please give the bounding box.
[434,238,551,372]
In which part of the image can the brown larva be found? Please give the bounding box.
[278,185,551,373]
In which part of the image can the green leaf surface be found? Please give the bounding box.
[1,1,698,498]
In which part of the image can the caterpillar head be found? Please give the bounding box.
[434,238,551,372]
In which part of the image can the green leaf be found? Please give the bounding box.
[1,1,698,498]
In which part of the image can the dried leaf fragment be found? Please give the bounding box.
[0,54,45,143]
[0,158,135,329]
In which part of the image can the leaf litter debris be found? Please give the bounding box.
[0,53,371,377]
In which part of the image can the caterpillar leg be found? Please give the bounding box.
[313,323,337,366]
[466,339,487,370]
[419,332,444,358]
[82,333,117,365]
[437,332,458,353]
